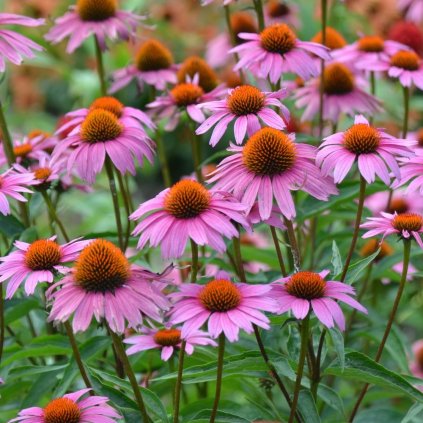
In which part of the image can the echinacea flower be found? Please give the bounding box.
[316,115,415,184]
[361,211,423,248]
[45,0,145,53]
[365,189,423,215]
[208,127,337,220]
[196,85,289,146]
[394,150,423,194]
[177,56,219,93]
[130,179,249,259]
[52,97,155,184]
[206,12,257,68]
[379,50,423,89]
[124,327,216,361]
[388,20,423,56]
[0,236,90,299]
[332,35,408,72]
[0,167,34,216]
[398,0,423,24]
[0,13,44,72]
[147,73,225,130]
[230,23,330,84]
[410,340,423,388]
[9,388,121,423]
[272,270,367,330]
[110,39,178,92]
[294,62,381,122]
[47,239,171,333]
[169,276,278,342]
[201,0,234,6]
[311,27,347,51]
[265,0,300,29]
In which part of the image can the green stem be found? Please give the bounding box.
[190,127,203,184]
[210,333,226,423]
[284,218,301,271]
[0,284,4,363]
[253,0,265,31]
[190,240,199,283]
[64,321,93,392]
[41,191,70,242]
[104,158,124,250]
[270,226,287,276]
[173,340,186,423]
[288,314,310,423]
[310,329,326,399]
[402,85,410,138]
[233,235,246,281]
[369,72,376,125]
[109,329,151,422]
[156,131,172,187]
[94,36,107,96]
[349,240,411,422]
[340,176,367,282]
[318,0,328,139]
[116,171,132,251]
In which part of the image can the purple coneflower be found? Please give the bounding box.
[45,0,144,53]
[230,23,330,83]
[52,97,155,184]
[9,388,121,423]
[169,276,278,342]
[110,39,178,92]
[272,270,367,330]
[196,85,289,146]
[0,13,44,72]
[130,179,249,259]
[294,62,381,122]
[47,239,171,333]
[208,127,337,220]
[361,212,423,248]
[398,0,423,24]
[0,236,90,299]
[125,327,216,361]
[265,1,300,29]
[0,167,34,216]
[365,189,423,215]
[316,115,416,184]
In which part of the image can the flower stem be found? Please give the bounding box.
[64,321,93,392]
[104,157,124,250]
[340,175,367,282]
[190,240,199,283]
[109,329,151,422]
[0,284,4,363]
[310,328,326,399]
[369,72,376,125]
[94,36,107,96]
[284,218,301,271]
[156,130,172,187]
[210,333,226,423]
[402,85,410,138]
[318,0,328,139]
[349,239,411,422]
[190,124,203,184]
[253,0,265,31]
[270,226,287,276]
[116,171,132,251]
[41,191,70,242]
[288,314,310,423]
[173,340,186,423]
[232,235,246,282]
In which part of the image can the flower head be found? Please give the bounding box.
[410,340,423,383]
[316,115,415,184]
[147,73,226,131]
[272,270,367,330]
[332,35,408,72]
[52,97,155,184]
[47,239,171,333]
[388,20,423,56]
[265,1,300,28]
[294,62,381,122]
[9,388,121,423]
[196,85,289,146]
[311,27,347,50]
[230,23,330,84]
[125,326,216,361]
[130,179,249,259]
[361,212,423,248]
[0,236,90,299]
[365,189,423,215]
[208,127,337,220]
[0,13,44,72]
[45,0,145,53]
[169,275,278,342]
[0,167,34,216]
[398,1,423,25]
[110,39,178,92]
[177,56,219,93]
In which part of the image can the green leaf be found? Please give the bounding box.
[7,364,67,381]
[4,297,40,325]
[324,351,423,402]
[328,328,345,371]
[0,214,25,238]
[189,410,250,423]
[297,390,321,423]
[1,345,70,367]
[402,403,423,423]
[331,241,343,276]
[317,384,345,416]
